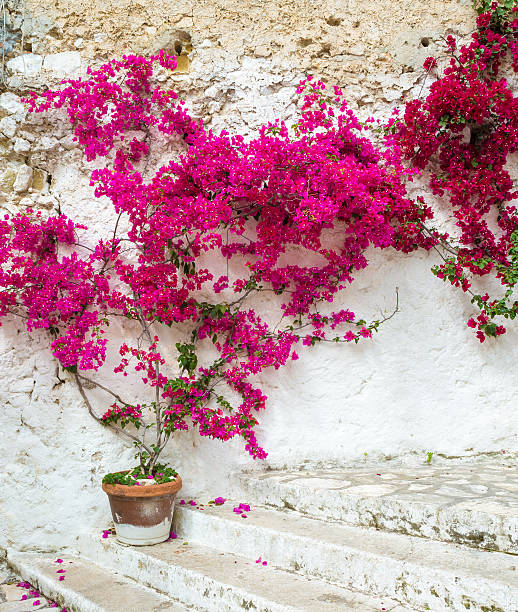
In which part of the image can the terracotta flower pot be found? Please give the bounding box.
[102,474,182,545]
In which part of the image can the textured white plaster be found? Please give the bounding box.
[0,0,516,554]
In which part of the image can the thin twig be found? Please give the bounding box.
[75,372,133,406]
[132,295,163,461]
[74,373,153,456]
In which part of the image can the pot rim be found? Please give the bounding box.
[102,472,182,498]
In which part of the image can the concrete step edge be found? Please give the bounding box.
[236,468,518,553]
[79,533,409,612]
[7,551,187,612]
[172,501,518,612]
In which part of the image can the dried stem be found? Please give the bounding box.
[74,373,153,457]
[132,295,163,468]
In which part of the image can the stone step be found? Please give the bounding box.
[0,581,53,611]
[237,464,518,552]
[0,601,49,612]
[7,552,185,612]
[80,533,407,611]
[172,499,518,612]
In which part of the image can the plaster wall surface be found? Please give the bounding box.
[0,0,516,552]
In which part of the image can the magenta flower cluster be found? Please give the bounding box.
[0,4,515,469]
[0,48,429,466]
[392,2,518,341]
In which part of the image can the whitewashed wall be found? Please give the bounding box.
[2,0,517,553]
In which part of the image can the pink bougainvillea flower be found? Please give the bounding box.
[55,559,63,564]
[102,530,111,539]
[241,514,247,518]
[255,557,262,563]
[169,531,178,540]
[12,50,430,474]
[189,500,197,506]
[33,601,41,607]
[214,497,226,505]
[29,591,39,597]
[56,569,66,573]
[21,595,28,601]
[179,500,185,505]
[59,576,65,581]
[17,582,30,588]
[7,14,515,505]
[262,561,267,566]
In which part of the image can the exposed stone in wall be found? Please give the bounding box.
[1,0,517,555]
[0,0,476,208]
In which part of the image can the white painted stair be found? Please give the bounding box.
[8,541,406,612]
[7,463,518,611]
[171,500,518,611]
[6,552,187,612]
[79,533,403,611]
[236,464,518,552]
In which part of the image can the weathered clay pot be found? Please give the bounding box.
[102,474,182,546]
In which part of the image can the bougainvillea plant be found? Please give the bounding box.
[390,0,518,342]
[0,51,429,480]
[0,2,515,481]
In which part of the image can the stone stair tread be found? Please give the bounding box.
[0,601,49,612]
[175,500,518,585]
[170,500,518,611]
[7,552,185,612]
[238,465,518,552]
[82,534,407,611]
[0,583,38,603]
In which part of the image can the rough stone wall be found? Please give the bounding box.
[2,0,517,553]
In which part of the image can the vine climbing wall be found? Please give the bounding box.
[1,0,517,553]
